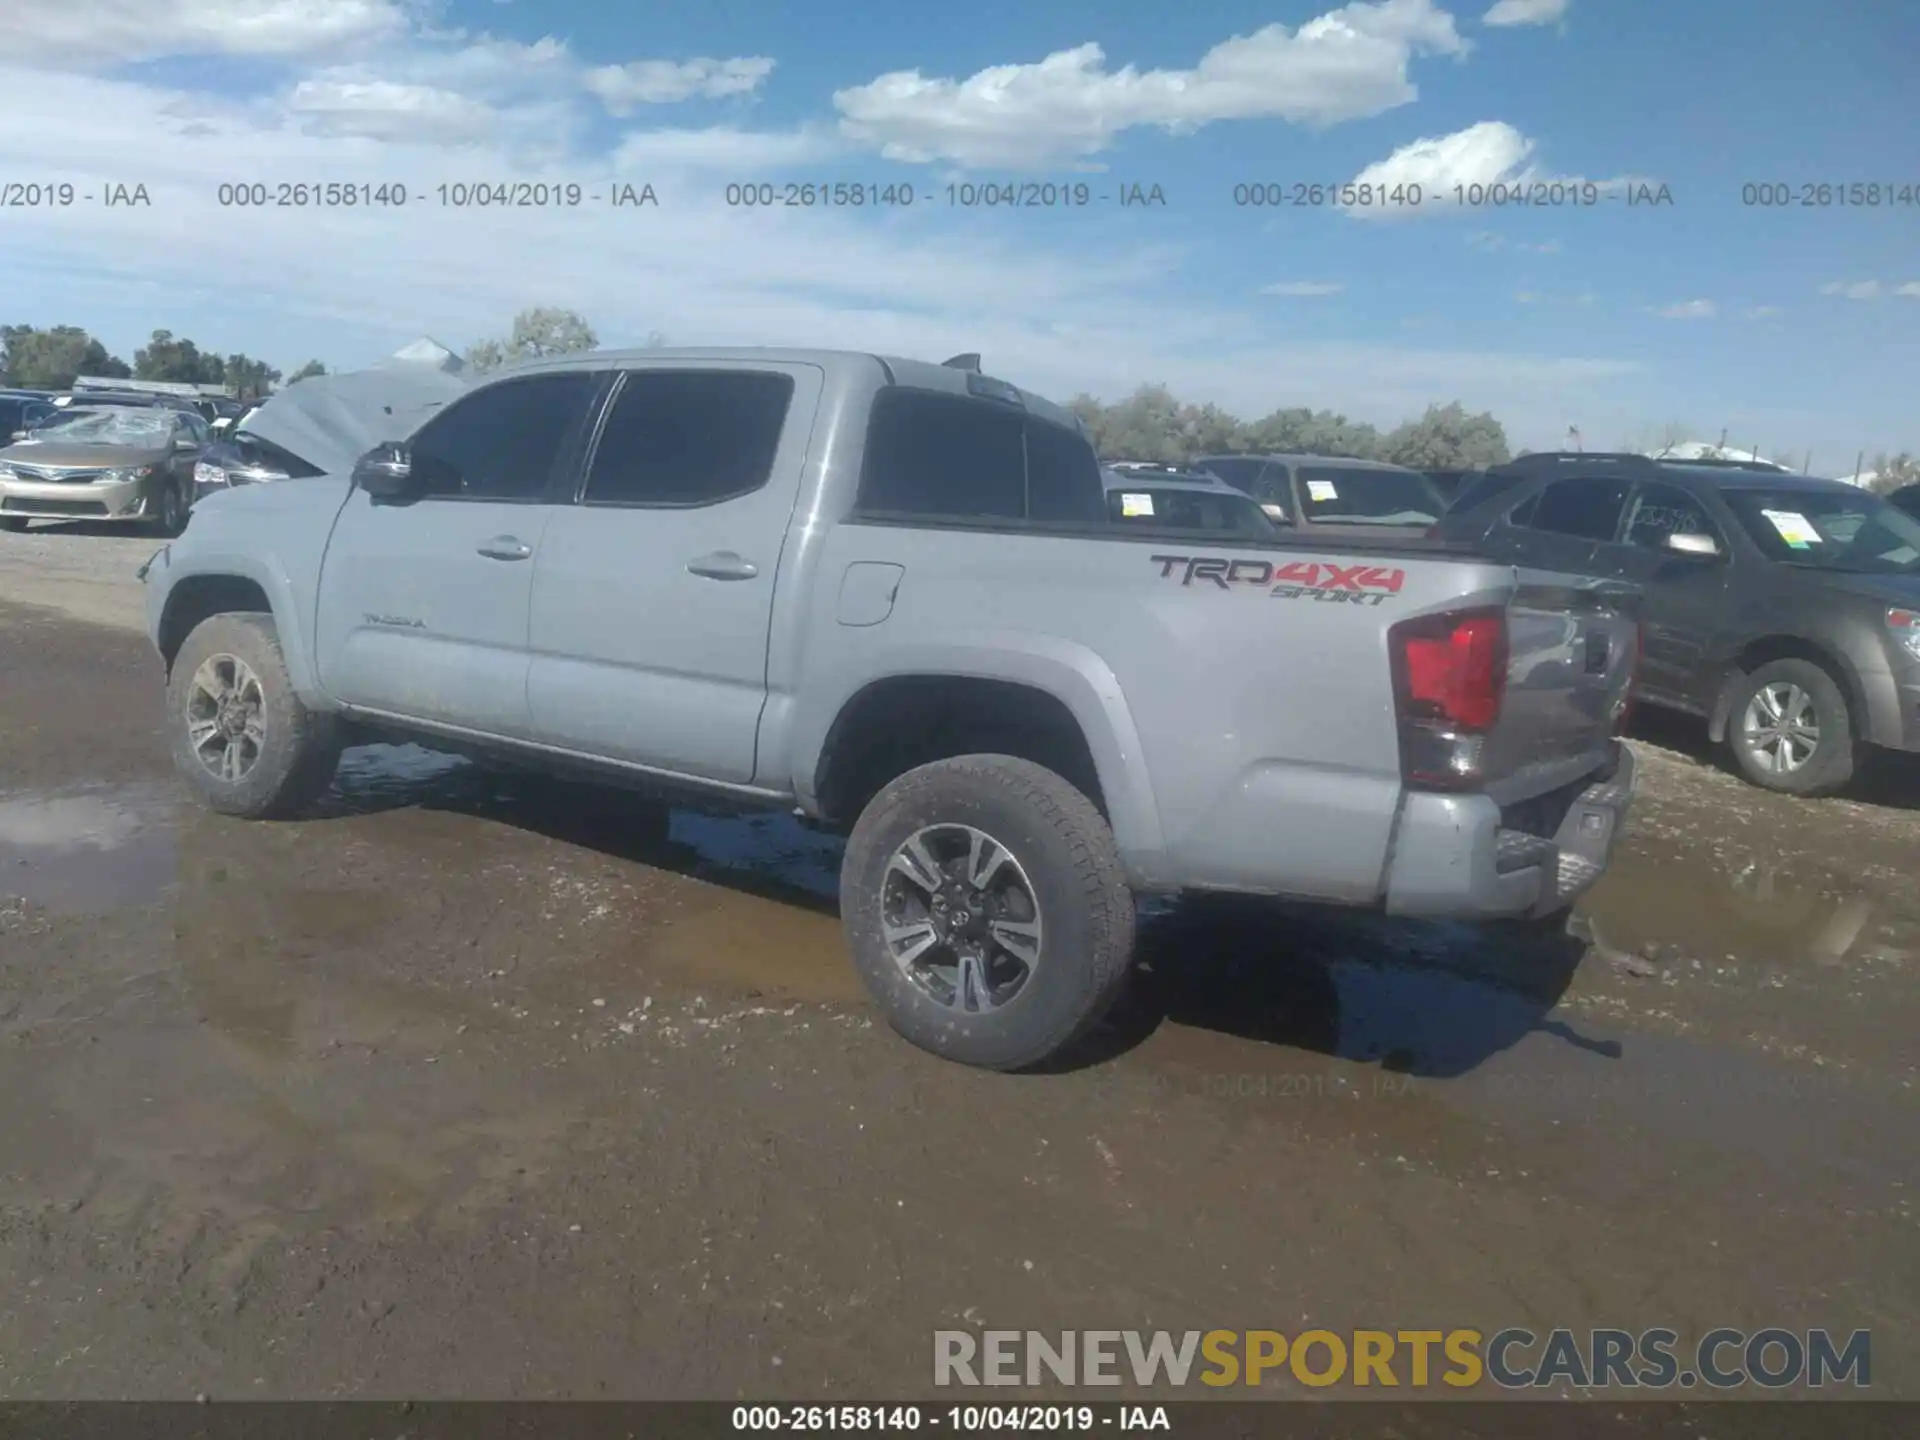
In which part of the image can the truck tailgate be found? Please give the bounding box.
[1478,572,1641,806]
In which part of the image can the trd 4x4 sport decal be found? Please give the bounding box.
[1149,554,1406,607]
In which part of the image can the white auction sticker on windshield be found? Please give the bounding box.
[1761,509,1821,548]
[1120,492,1154,517]
[1306,479,1339,501]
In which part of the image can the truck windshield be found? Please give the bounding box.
[22,408,173,444]
[1722,487,1920,575]
[1297,465,1444,525]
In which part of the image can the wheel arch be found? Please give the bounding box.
[156,558,322,699]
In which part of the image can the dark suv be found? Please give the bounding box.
[1432,452,1920,796]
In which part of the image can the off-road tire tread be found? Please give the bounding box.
[841,754,1136,1071]
[168,613,340,819]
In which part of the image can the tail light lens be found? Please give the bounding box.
[1390,609,1508,788]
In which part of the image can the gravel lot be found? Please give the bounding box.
[1,522,1916,1406]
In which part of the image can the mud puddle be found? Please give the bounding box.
[0,783,177,913]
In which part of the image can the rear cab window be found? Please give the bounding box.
[855,387,1105,525]
[1296,465,1444,526]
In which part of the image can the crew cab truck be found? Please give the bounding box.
[143,349,1640,1071]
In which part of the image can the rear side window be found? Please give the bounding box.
[1517,477,1630,541]
[583,370,794,506]
[856,388,1103,524]
[1298,465,1443,525]
[1624,482,1720,549]
[1107,487,1273,535]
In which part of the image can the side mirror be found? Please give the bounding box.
[9,430,24,442]
[1259,503,1292,525]
[1665,531,1721,559]
[352,443,419,501]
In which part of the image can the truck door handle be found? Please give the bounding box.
[477,536,533,561]
[686,551,758,581]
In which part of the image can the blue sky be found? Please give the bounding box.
[2,0,1916,462]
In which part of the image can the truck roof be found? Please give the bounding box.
[1100,467,1241,494]
[496,346,1085,433]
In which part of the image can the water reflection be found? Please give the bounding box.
[0,784,176,913]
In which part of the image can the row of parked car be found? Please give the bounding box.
[1113,449,1920,797]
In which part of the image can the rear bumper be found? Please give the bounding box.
[1382,744,1635,920]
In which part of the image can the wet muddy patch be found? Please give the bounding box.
[0,783,177,914]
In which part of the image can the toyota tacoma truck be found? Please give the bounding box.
[142,348,1640,1071]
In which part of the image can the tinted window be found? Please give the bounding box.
[1721,486,1920,575]
[1450,469,1529,516]
[1298,465,1444,525]
[1520,478,1630,540]
[1197,457,1264,490]
[583,370,794,507]
[1107,487,1275,535]
[410,373,597,501]
[1624,483,1719,550]
[1025,419,1107,523]
[856,389,1104,524]
[0,399,23,434]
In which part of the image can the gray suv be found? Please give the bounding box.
[1433,452,1920,796]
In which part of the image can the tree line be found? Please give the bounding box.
[1066,384,1512,470]
[0,324,330,400]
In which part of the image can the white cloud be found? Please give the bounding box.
[1260,281,1344,296]
[0,59,1648,456]
[1746,306,1780,318]
[833,0,1468,169]
[1482,0,1570,27]
[1819,280,1881,299]
[1343,120,1636,218]
[584,57,776,113]
[1651,300,1715,319]
[285,79,509,144]
[1466,230,1562,253]
[610,127,840,173]
[0,0,409,67]
[1898,282,1920,298]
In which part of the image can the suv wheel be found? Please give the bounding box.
[148,480,187,537]
[839,755,1136,1071]
[1727,658,1854,796]
[168,613,341,818]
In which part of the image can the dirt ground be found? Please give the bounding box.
[0,525,1916,1404]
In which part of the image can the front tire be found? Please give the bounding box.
[1726,658,1854,796]
[167,613,341,818]
[148,479,187,537]
[839,755,1136,1071]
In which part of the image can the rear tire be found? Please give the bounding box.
[1726,658,1854,796]
[167,613,341,818]
[839,754,1136,1071]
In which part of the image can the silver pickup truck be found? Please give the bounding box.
[142,348,1639,1071]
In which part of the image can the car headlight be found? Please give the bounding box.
[1890,609,1920,663]
[99,465,154,484]
[0,464,16,482]
[194,461,227,487]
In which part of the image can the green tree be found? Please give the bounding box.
[286,359,328,384]
[1242,406,1383,459]
[1863,452,1920,494]
[0,325,131,388]
[465,307,599,373]
[223,354,282,401]
[133,329,217,383]
[1380,402,1511,469]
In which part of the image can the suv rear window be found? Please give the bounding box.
[1297,465,1443,525]
[856,389,1105,525]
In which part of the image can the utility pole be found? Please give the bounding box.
[1852,449,1865,485]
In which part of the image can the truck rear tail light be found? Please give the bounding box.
[1390,609,1508,788]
